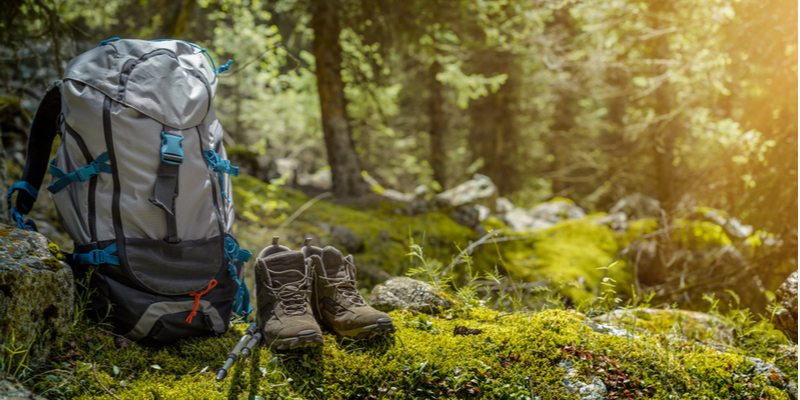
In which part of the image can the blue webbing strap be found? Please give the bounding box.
[7,181,39,231]
[73,242,120,266]
[224,237,253,319]
[47,152,112,194]
[203,149,239,202]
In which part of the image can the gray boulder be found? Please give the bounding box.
[369,277,454,314]
[0,224,74,371]
[330,225,364,254]
[774,271,798,342]
[0,371,46,400]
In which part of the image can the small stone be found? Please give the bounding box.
[115,337,130,349]
[330,225,364,254]
[369,277,454,314]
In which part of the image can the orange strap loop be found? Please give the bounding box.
[186,279,217,324]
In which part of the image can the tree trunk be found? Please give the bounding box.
[310,0,368,197]
[547,8,578,196]
[648,0,679,211]
[428,61,447,190]
[468,50,522,195]
[155,0,195,38]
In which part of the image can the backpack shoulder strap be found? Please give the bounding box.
[7,81,62,231]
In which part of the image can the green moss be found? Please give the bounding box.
[41,258,63,270]
[48,242,66,261]
[231,176,636,305]
[28,306,794,399]
[232,175,476,288]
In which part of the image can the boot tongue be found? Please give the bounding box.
[322,247,349,279]
[265,252,306,288]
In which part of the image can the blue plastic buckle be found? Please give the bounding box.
[161,132,184,165]
[237,249,252,263]
[74,163,99,182]
[89,249,107,264]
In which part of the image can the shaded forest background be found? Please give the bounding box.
[0,0,797,308]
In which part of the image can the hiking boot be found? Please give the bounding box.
[255,237,323,350]
[302,241,396,338]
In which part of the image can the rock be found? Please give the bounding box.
[495,197,514,214]
[609,193,661,220]
[746,357,798,395]
[0,371,46,400]
[557,359,608,400]
[369,277,454,314]
[0,224,74,371]
[529,200,575,223]
[474,204,491,222]
[593,308,734,346]
[694,208,754,239]
[774,271,798,342]
[435,174,496,208]
[504,207,539,232]
[330,225,364,254]
[503,199,586,233]
[588,212,628,231]
[583,321,638,339]
[296,168,332,190]
[381,189,412,202]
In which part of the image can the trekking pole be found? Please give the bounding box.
[216,323,257,381]
[241,331,262,357]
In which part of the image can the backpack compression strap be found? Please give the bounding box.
[7,83,63,231]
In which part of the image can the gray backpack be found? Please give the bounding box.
[7,38,252,346]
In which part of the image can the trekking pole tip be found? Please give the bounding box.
[215,369,227,381]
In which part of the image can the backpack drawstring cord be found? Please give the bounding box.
[186,279,218,324]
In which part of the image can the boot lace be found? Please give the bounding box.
[323,277,366,306]
[275,283,309,315]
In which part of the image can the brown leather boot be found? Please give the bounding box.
[255,237,323,349]
[302,242,396,338]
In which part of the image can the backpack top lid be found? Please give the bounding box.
[63,39,219,129]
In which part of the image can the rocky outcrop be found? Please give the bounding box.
[369,277,454,314]
[593,308,734,345]
[774,271,798,342]
[0,224,74,371]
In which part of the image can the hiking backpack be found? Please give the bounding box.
[7,38,252,346]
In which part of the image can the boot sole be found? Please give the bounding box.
[264,330,324,350]
[336,318,397,339]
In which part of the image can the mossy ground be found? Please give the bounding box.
[25,305,794,399]
[231,176,630,306]
[14,175,797,399]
